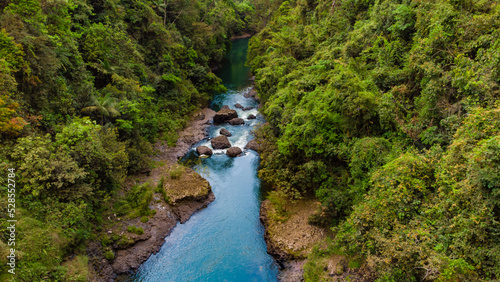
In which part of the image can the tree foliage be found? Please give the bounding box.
[0,0,256,279]
[249,0,500,280]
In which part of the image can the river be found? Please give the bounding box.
[128,38,279,281]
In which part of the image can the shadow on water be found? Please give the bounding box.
[128,38,278,281]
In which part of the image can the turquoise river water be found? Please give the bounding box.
[129,38,279,281]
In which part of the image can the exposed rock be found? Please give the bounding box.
[213,106,238,124]
[249,76,255,81]
[220,128,232,137]
[245,139,259,151]
[196,146,213,156]
[244,88,257,98]
[234,103,244,109]
[228,118,245,125]
[154,108,216,162]
[226,147,242,157]
[260,198,328,281]
[279,260,306,282]
[194,112,205,120]
[247,114,256,120]
[110,203,177,275]
[163,168,215,222]
[211,135,231,149]
[101,167,214,278]
[242,106,254,111]
[112,179,212,276]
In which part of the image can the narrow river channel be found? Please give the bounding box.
[129,38,279,281]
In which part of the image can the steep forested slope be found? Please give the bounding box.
[0,0,254,279]
[248,0,500,280]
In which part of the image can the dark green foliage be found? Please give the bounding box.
[55,118,129,194]
[249,0,500,280]
[349,137,391,180]
[127,226,144,235]
[126,183,155,218]
[104,250,115,261]
[0,0,255,278]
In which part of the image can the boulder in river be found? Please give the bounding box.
[211,135,231,149]
[234,103,244,109]
[244,89,257,98]
[247,114,256,120]
[196,146,213,156]
[226,147,242,157]
[213,106,238,124]
[228,118,245,125]
[245,140,260,151]
[242,106,254,111]
[220,128,232,137]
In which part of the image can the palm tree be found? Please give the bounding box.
[81,94,120,125]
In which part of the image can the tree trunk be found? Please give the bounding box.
[163,0,167,27]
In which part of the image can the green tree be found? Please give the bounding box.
[81,94,120,125]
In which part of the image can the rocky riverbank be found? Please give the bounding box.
[88,85,265,281]
[260,198,328,281]
[87,108,217,281]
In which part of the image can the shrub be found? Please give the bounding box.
[169,165,185,179]
[101,235,111,246]
[127,226,144,235]
[126,182,154,217]
[104,250,115,261]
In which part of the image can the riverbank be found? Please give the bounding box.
[259,197,373,281]
[87,108,217,281]
[89,37,279,280]
[260,197,328,281]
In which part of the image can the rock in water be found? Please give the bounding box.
[242,106,254,111]
[220,128,232,137]
[226,147,242,157]
[245,140,259,151]
[228,118,245,125]
[211,135,231,149]
[234,103,244,109]
[196,146,213,156]
[213,106,238,124]
[247,114,256,119]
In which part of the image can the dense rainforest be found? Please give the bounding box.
[0,0,259,279]
[248,0,500,280]
[1,0,500,280]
